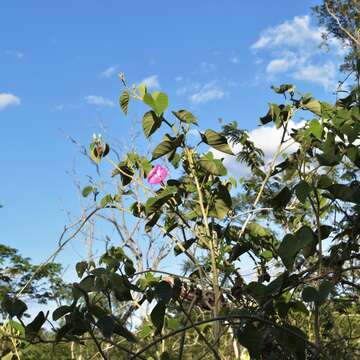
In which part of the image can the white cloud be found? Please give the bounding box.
[84,95,115,108]
[230,56,239,64]
[100,65,118,78]
[5,50,24,59]
[252,15,344,90]
[0,93,21,110]
[252,15,322,50]
[189,82,226,104]
[265,51,302,74]
[212,120,306,177]
[139,75,160,89]
[293,62,336,89]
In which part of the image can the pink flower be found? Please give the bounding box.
[147,164,169,185]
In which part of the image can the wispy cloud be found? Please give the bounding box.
[5,50,24,60]
[190,82,226,104]
[0,93,21,110]
[252,15,322,50]
[139,75,160,89]
[84,95,115,108]
[100,65,119,78]
[293,62,337,89]
[177,81,226,104]
[251,15,346,90]
[229,56,239,64]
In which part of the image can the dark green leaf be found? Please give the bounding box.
[151,135,183,161]
[201,129,234,155]
[278,227,315,270]
[199,152,227,176]
[154,281,173,304]
[2,297,27,318]
[302,286,318,303]
[172,109,197,124]
[97,316,115,338]
[25,311,46,337]
[142,111,162,137]
[76,261,88,278]
[151,302,166,335]
[294,180,311,203]
[271,186,293,209]
[236,323,263,358]
[119,90,130,115]
[53,305,73,321]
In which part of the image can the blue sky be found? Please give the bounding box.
[1,0,347,272]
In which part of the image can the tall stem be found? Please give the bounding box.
[185,147,221,343]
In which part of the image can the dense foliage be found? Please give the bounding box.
[1,1,360,359]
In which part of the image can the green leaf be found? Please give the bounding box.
[124,259,136,276]
[236,323,263,358]
[82,186,94,198]
[199,152,227,176]
[112,163,134,186]
[25,311,46,337]
[294,180,311,203]
[100,194,113,208]
[151,302,166,335]
[119,90,130,115]
[76,261,88,278]
[327,183,360,204]
[271,84,295,94]
[160,352,173,360]
[1,296,27,317]
[97,316,115,338]
[152,91,168,114]
[302,286,318,303]
[201,129,234,155]
[143,92,168,116]
[137,83,147,98]
[146,186,178,214]
[278,226,315,270]
[309,119,323,140]
[109,273,133,301]
[174,238,196,256]
[6,320,25,336]
[145,211,161,232]
[260,249,273,261]
[53,305,73,321]
[154,281,173,304]
[303,98,321,116]
[172,109,197,124]
[209,184,232,220]
[151,135,183,161]
[260,103,280,125]
[142,111,162,137]
[276,325,306,360]
[271,186,293,209]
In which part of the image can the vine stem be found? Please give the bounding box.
[221,114,292,288]
[185,147,221,343]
